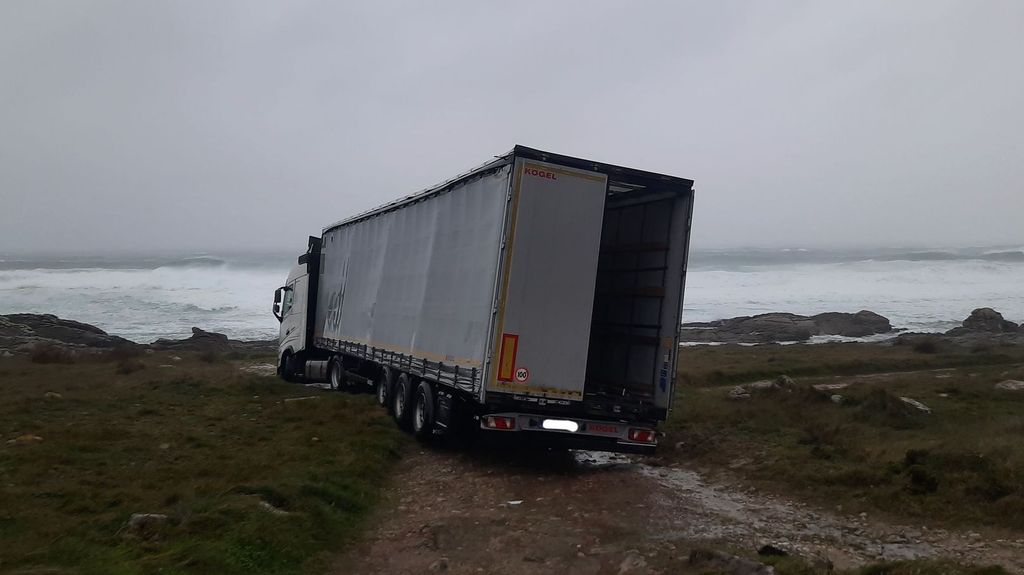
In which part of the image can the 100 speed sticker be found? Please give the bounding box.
[514,367,530,383]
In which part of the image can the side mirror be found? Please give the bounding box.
[272,288,284,322]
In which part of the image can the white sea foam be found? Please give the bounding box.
[1,249,1022,344]
[683,258,1024,335]
[0,259,289,342]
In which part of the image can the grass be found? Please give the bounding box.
[677,341,1024,387]
[0,353,404,575]
[666,342,1024,531]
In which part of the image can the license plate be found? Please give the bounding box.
[585,423,619,434]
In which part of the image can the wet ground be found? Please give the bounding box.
[333,446,1024,574]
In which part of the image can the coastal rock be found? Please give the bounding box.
[0,314,276,356]
[151,327,232,352]
[812,310,892,337]
[0,313,138,355]
[953,308,1019,333]
[681,310,892,344]
[150,327,277,353]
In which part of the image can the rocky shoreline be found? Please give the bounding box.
[682,307,1024,346]
[0,313,276,357]
[3,307,1023,358]
[681,310,893,344]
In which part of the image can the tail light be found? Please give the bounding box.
[483,415,516,430]
[627,428,656,444]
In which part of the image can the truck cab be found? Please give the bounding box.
[273,264,309,380]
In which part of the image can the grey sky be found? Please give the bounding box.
[1,1,1021,253]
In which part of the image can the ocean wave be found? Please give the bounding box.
[980,251,1024,262]
[181,304,239,313]
[158,256,228,268]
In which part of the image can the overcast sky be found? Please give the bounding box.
[1,1,1022,253]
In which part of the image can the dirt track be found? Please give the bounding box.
[333,446,1024,574]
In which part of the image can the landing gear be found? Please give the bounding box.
[376,366,393,410]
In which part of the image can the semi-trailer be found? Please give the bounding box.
[273,146,694,453]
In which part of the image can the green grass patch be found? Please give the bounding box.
[667,342,1024,530]
[0,353,404,574]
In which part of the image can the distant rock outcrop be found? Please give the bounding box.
[681,310,893,344]
[0,314,276,356]
[150,327,233,352]
[150,327,275,353]
[948,307,1019,335]
[0,314,138,355]
[896,308,1024,348]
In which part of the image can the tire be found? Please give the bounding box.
[375,366,393,410]
[328,360,344,391]
[280,352,298,383]
[392,373,415,430]
[412,381,436,441]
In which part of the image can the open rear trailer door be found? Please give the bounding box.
[486,158,609,402]
[484,148,694,422]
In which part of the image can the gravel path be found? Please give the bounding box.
[334,446,1024,574]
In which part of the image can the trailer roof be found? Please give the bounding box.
[323,145,694,233]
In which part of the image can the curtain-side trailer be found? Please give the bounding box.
[272,146,694,453]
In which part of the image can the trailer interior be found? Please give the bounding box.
[584,174,691,414]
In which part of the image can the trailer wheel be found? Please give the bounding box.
[375,366,393,410]
[412,381,436,441]
[328,360,344,392]
[392,373,415,430]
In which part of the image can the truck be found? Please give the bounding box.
[272,145,694,453]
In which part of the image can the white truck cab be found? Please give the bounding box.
[273,264,309,380]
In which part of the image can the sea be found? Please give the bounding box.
[1,247,1023,344]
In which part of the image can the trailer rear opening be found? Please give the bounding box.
[273,146,694,453]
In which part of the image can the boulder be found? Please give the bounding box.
[123,513,169,540]
[812,310,892,337]
[6,434,43,446]
[995,380,1024,391]
[728,386,752,400]
[957,308,1019,333]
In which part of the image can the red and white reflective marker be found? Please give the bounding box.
[514,367,530,383]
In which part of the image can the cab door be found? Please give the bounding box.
[278,273,309,357]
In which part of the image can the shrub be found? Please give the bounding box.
[198,350,224,364]
[103,346,143,362]
[29,344,77,364]
[912,338,940,354]
[115,359,146,375]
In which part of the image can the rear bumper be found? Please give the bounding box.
[479,412,658,454]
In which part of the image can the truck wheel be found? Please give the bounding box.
[375,366,393,410]
[392,373,415,430]
[328,360,344,391]
[412,381,436,441]
[279,352,298,383]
